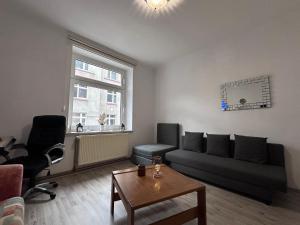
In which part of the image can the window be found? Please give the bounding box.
[111,72,117,80]
[107,91,117,104]
[75,60,89,71]
[72,113,87,126]
[74,59,122,86]
[105,71,117,81]
[69,47,126,132]
[107,114,116,125]
[74,84,87,99]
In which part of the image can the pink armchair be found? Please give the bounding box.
[0,165,23,201]
[0,165,24,225]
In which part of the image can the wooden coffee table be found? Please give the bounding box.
[111,165,206,225]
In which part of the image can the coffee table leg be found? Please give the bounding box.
[197,189,206,225]
[127,208,134,225]
[111,175,115,215]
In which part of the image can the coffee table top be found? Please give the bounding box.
[112,165,204,209]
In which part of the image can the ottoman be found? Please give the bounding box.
[131,123,179,165]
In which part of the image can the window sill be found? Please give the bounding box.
[74,97,88,101]
[66,130,133,136]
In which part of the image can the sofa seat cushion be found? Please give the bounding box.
[0,197,24,225]
[166,150,286,191]
[133,144,177,158]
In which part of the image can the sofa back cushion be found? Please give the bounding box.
[183,132,204,152]
[206,134,230,157]
[157,123,179,147]
[182,135,285,167]
[234,135,268,164]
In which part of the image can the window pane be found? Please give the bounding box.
[111,72,117,80]
[75,60,83,70]
[72,118,80,125]
[73,113,80,117]
[78,88,87,98]
[107,94,113,103]
[71,85,121,132]
[74,83,87,98]
[107,91,117,104]
[74,59,122,87]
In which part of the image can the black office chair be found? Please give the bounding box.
[1,115,66,200]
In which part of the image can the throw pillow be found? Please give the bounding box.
[183,132,204,152]
[234,134,268,164]
[206,134,230,157]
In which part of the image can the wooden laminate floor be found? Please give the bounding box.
[25,161,300,225]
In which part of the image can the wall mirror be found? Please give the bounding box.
[221,75,271,111]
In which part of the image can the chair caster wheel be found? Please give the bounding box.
[49,181,58,188]
[50,194,56,200]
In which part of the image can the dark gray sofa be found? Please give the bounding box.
[131,123,179,165]
[165,138,287,204]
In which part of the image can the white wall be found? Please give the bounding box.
[0,3,156,173]
[155,10,300,189]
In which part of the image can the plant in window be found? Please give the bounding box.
[98,113,107,126]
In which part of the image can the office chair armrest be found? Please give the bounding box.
[44,143,65,166]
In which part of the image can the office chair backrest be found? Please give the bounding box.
[27,116,66,155]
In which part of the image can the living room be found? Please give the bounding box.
[0,0,300,225]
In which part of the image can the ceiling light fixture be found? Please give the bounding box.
[145,0,170,10]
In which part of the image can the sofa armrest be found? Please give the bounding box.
[0,165,23,202]
[268,143,285,167]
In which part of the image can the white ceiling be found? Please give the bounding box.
[9,0,300,67]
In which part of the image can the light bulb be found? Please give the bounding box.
[145,0,169,10]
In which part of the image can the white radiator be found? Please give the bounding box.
[75,133,129,168]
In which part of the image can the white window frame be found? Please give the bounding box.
[68,52,126,132]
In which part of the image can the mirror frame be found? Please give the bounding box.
[220,75,271,111]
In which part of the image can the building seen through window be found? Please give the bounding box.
[69,51,125,132]
[74,84,88,99]
[107,91,117,104]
